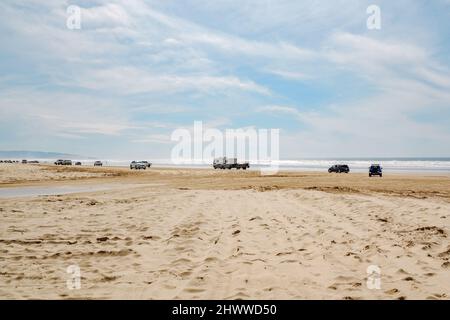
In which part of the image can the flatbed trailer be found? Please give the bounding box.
[213,157,250,170]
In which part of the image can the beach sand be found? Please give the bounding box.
[0,164,449,299]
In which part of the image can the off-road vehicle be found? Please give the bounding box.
[328,164,350,173]
[141,161,152,168]
[55,159,72,165]
[130,161,147,170]
[369,164,382,177]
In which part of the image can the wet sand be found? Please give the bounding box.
[0,164,449,299]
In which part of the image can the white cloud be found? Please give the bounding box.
[265,69,310,80]
[58,122,138,136]
[72,67,270,95]
[81,3,131,29]
[1,0,449,157]
[131,134,172,144]
[258,105,305,118]
[0,88,138,137]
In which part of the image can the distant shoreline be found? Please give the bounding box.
[4,158,449,174]
[2,161,450,175]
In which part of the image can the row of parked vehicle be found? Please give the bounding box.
[328,164,383,177]
[0,160,40,164]
[54,159,103,166]
[21,160,40,164]
[53,160,154,169]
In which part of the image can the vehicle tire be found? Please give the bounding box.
[369,174,372,177]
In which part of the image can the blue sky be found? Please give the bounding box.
[0,0,450,159]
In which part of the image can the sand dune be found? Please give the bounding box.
[0,164,449,299]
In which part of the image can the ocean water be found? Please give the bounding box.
[265,158,450,173]
[28,158,450,173]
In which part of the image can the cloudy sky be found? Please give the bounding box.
[1,0,449,159]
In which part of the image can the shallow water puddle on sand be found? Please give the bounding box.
[0,183,158,198]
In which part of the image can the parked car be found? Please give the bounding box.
[369,164,382,177]
[130,161,147,170]
[141,161,152,168]
[55,159,72,165]
[75,162,82,166]
[22,159,28,164]
[328,164,350,173]
[94,161,103,167]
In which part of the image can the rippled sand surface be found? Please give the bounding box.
[0,164,449,299]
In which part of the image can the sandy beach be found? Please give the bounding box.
[0,164,449,299]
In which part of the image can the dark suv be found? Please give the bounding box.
[369,164,382,177]
[328,164,350,173]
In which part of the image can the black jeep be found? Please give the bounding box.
[369,164,382,177]
[328,164,350,173]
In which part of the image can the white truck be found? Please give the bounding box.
[130,161,147,170]
[213,157,250,170]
